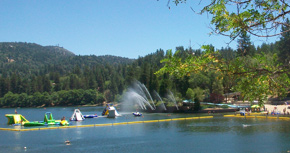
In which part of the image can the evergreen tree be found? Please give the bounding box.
[125,65,136,85]
[0,77,7,97]
[159,73,169,97]
[237,32,255,56]
[219,47,236,60]
[36,76,44,92]
[10,73,17,93]
[29,76,37,94]
[278,18,290,64]
[53,72,61,92]
[95,69,104,92]
[88,74,96,89]
[140,63,150,87]
[110,75,118,97]
[42,76,51,93]
[73,65,81,75]
[15,75,23,94]
[193,97,201,111]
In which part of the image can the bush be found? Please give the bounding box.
[220,105,229,109]
[193,97,201,111]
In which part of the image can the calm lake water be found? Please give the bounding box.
[1,106,290,153]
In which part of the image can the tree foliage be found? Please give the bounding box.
[156,44,290,105]
[173,0,290,39]
[155,0,290,106]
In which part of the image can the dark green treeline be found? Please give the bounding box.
[0,30,289,108]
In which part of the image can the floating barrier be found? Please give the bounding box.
[59,126,77,129]
[223,114,290,120]
[94,123,112,127]
[77,124,95,128]
[0,116,213,131]
[127,121,144,124]
[199,116,214,119]
[278,117,290,120]
[186,117,200,120]
[172,118,187,121]
[113,122,128,125]
[143,120,159,123]
[158,119,172,122]
[255,116,266,119]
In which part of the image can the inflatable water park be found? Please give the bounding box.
[70,108,99,121]
[4,104,121,128]
[102,104,121,118]
[132,112,142,116]
[2,103,290,132]
[5,112,69,126]
[70,109,85,121]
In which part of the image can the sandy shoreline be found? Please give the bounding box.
[264,104,290,114]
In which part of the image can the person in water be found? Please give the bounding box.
[61,116,65,121]
[65,140,70,145]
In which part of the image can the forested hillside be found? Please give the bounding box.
[0,42,74,76]
[0,42,135,107]
[0,38,288,108]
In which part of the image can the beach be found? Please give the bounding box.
[264,104,290,114]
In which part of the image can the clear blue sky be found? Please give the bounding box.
[0,1,279,59]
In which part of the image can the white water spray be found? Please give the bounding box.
[167,90,179,110]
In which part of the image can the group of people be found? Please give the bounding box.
[269,106,290,115]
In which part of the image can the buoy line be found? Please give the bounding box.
[0,116,213,131]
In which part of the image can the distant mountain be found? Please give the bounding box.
[0,42,74,63]
[0,42,134,77]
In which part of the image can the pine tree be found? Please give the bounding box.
[278,18,290,64]
[159,73,169,97]
[0,77,7,97]
[10,73,17,94]
[193,97,201,111]
[43,76,51,93]
[237,32,255,56]
[140,63,150,87]
[53,72,61,92]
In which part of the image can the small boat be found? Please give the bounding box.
[132,112,142,116]
[83,114,98,118]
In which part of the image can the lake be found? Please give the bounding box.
[0,106,290,153]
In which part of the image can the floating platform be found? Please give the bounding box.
[70,109,85,121]
[5,114,29,125]
[5,112,69,127]
[83,114,98,118]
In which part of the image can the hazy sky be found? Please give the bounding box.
[0,1,279,59]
